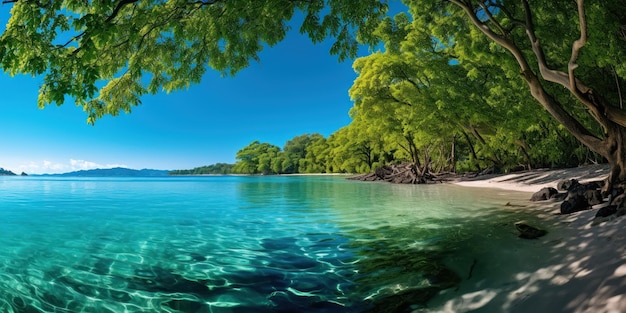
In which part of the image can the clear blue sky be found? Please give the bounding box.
[0,8,373,174]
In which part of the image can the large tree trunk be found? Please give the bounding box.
[603,125,626,193]
[451,1,623,176]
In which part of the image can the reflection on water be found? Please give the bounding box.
[0,176,542,312]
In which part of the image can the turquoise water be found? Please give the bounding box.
[0,176,540,312]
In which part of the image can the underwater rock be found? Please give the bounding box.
[364,287,440,313]
[362,266,460,313]
[127,267,213,297]
[514,222,547,239]
[161,299,206,312]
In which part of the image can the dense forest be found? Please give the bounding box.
[177,11,606,176]
[174,117,596,176]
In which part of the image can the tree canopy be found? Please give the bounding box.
[0,0,387,124]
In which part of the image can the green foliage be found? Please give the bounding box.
[1,0,388,124]
[233,140,281,174]
[169,163,234,175]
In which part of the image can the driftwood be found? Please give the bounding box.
[349,163,452,184]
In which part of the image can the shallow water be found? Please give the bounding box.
[0,176,545,312]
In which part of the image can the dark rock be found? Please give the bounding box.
[567,183,593,197]
[557,179,579,191]
[611,194,626,207]
[585,180,605,190]
[608,194,626,217]
[515,222,547,239]
[595,206,617,218]
[609,188,625,204]
[560,195,590,214]
[552,192,568,201]
[530,187,559,201]
[584,189,603,206]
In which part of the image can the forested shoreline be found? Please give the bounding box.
[170,5,612,178]
[170,124,601,177]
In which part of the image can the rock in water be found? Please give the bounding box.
[515,222,547,239]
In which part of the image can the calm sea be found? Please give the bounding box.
[0,175,547,312]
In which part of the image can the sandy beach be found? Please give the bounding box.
[424,164,626,313]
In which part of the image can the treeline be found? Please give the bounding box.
[169,163,234,175]
[173,112,598,176]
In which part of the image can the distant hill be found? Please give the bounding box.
[0,168,17,176]
[38,167,169,177]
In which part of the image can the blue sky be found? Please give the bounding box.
[0,8,371,174]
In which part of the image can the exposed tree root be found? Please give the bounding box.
[348,163,454,184]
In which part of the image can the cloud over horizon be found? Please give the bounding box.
[18,159,127,174]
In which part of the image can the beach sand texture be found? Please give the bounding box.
[427,164,626,313]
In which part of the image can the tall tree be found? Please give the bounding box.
[233,140,280,174]
[410,0,626,190]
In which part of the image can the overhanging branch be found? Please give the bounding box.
[568,0,587,93]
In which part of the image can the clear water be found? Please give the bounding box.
[0,176,544,312]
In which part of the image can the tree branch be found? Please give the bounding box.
[521,0,571,89]
[449,0,605,153]
[104,0,139,24]
[449,0,533,73]
[477,1,507,36]
[568,0,586,94]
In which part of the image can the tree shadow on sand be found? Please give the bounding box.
[424,198,626,313]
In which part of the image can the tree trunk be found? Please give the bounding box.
[461,130,481,172]
[451,135,457,173]
[602,125,626,193]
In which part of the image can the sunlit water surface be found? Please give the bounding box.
[0,176,546,312]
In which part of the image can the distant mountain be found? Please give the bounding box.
[0,168,17,176]
[38,167,169,177]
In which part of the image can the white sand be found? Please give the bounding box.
[454,164,610,193]
[424,164,626,313]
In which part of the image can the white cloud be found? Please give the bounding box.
[69,159,126,171]
[18,159,127,174]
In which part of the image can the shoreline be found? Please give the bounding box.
[451,164,609,193]
[427,164,626,313]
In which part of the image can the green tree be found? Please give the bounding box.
[413,0,626,189]
[1,0,387,124]
[233,140,280,174]
[325,125,383,173]
[169,163,234,175]
[281,134,318,173]
[299,133,328,173]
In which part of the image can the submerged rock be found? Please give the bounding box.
[514,222,547,239]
